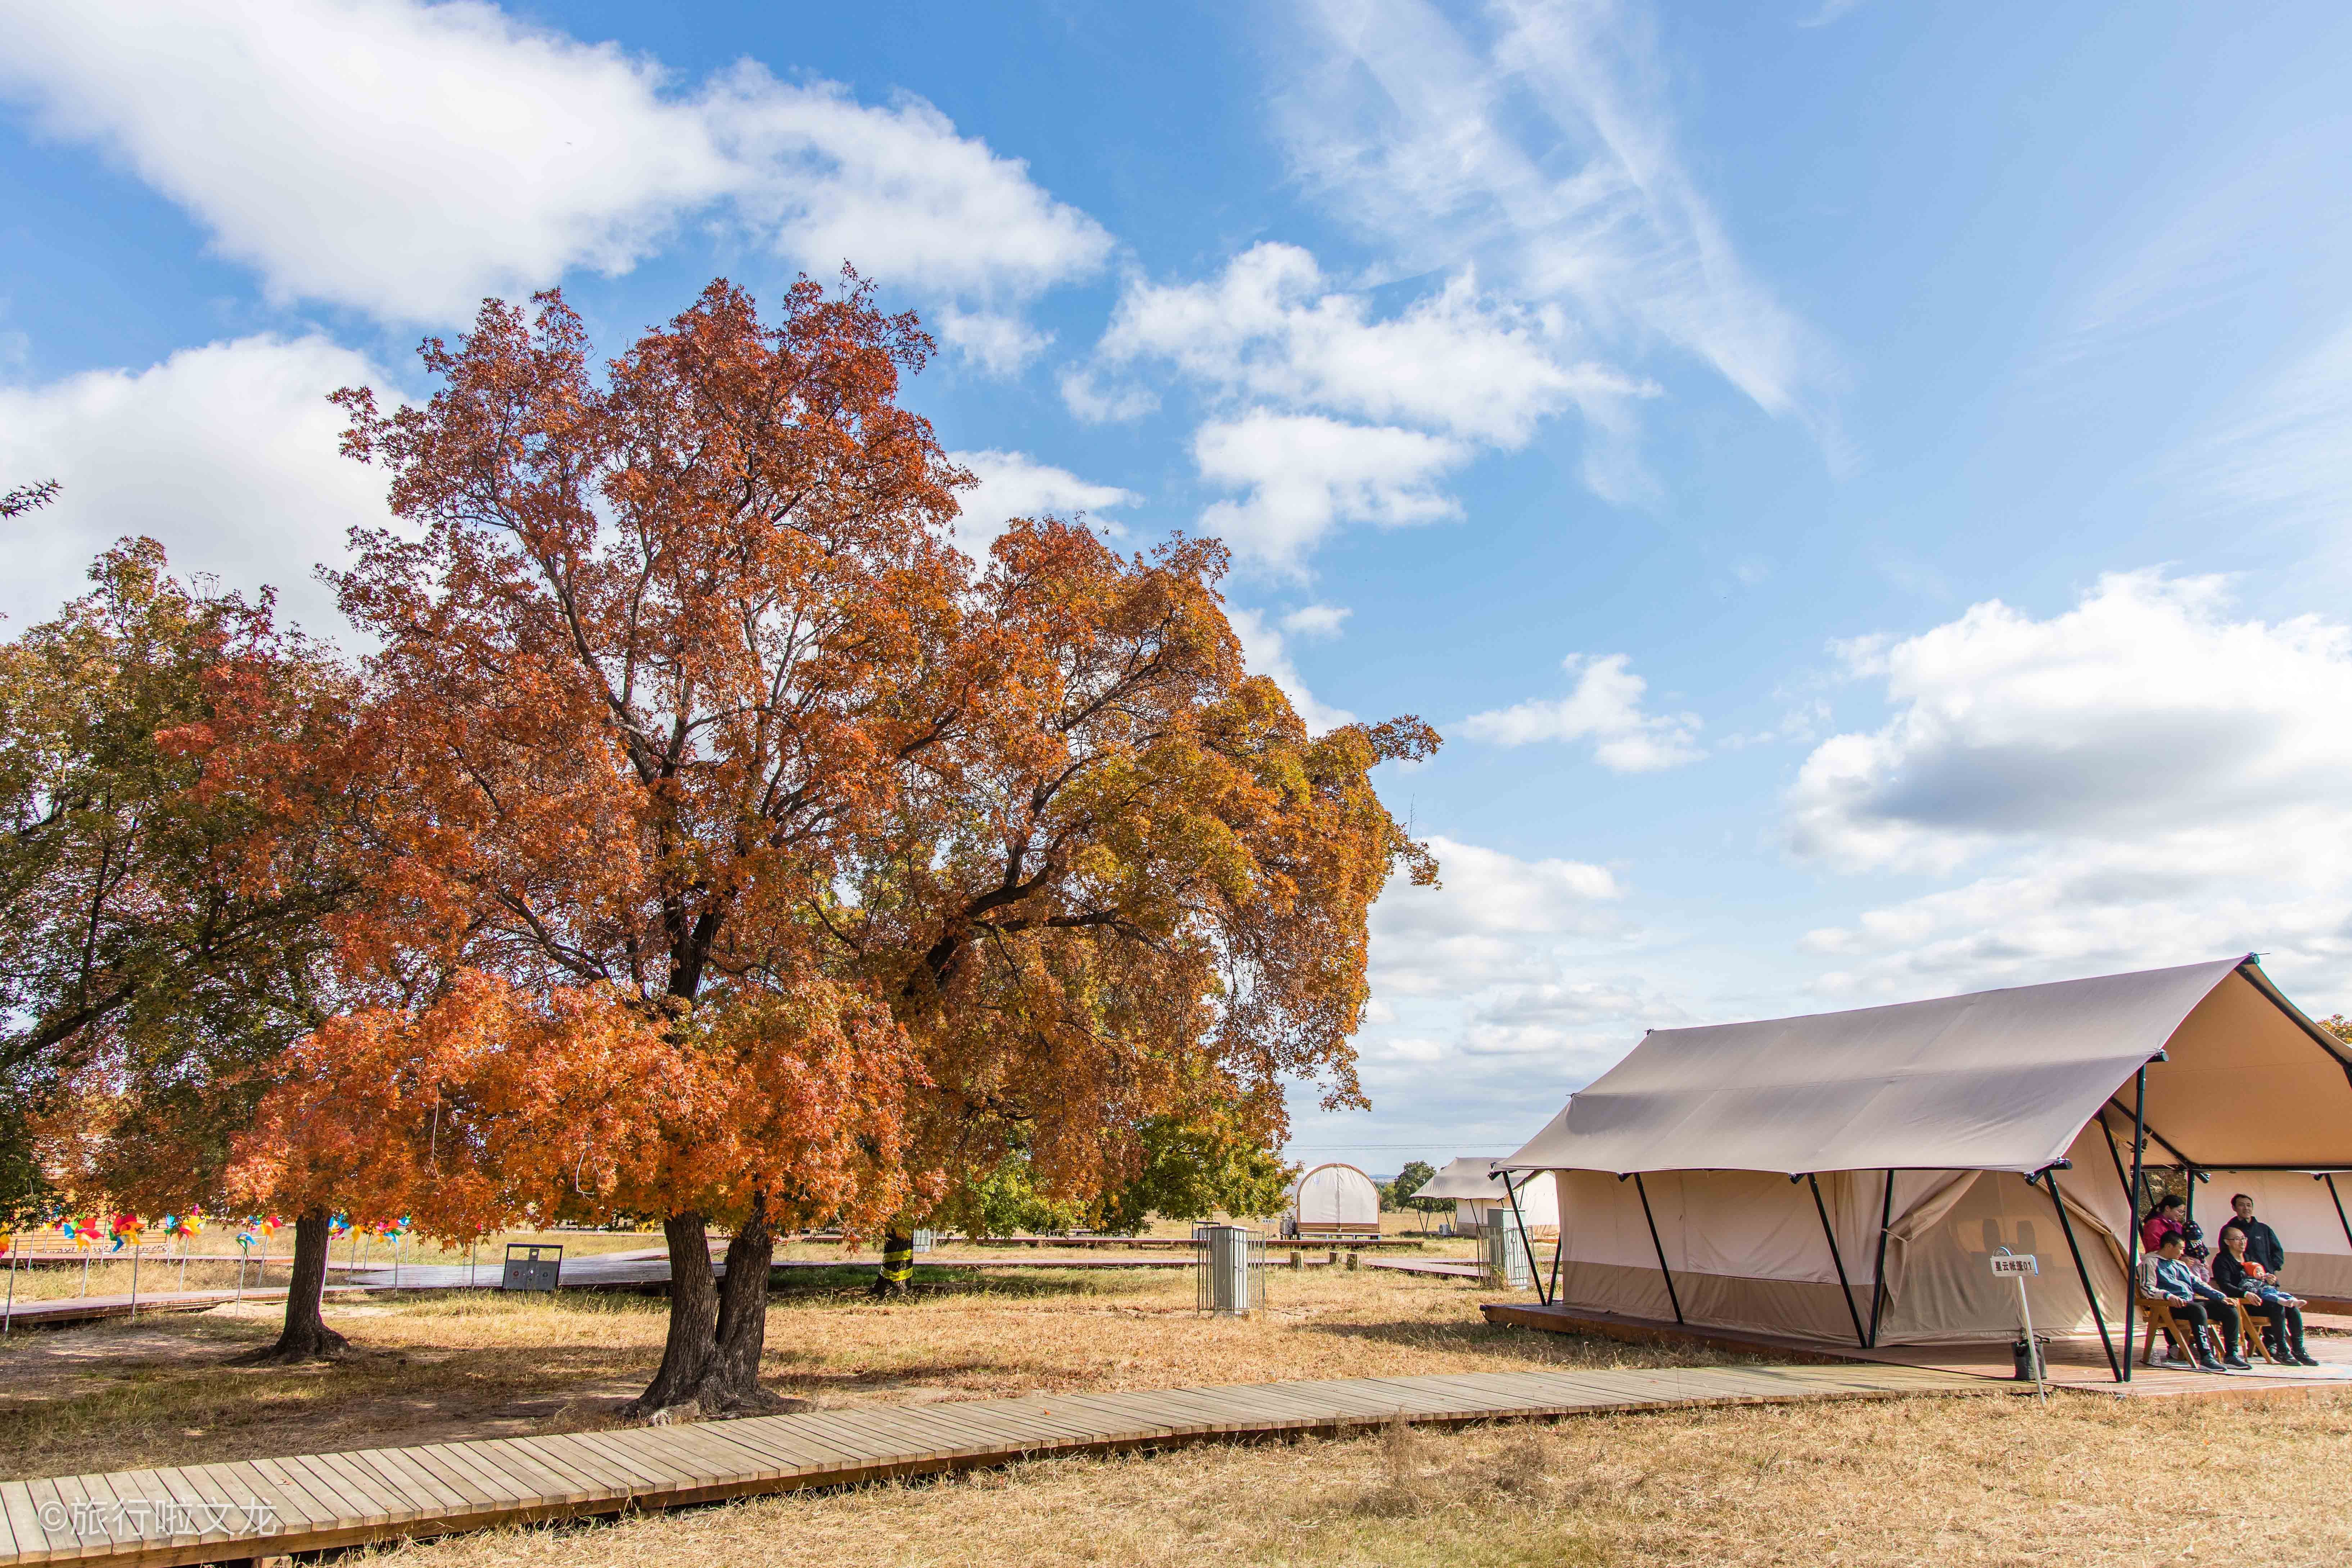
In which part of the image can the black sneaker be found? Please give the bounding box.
[2195,1355,2225,1372]
[2296,1352,2321,1368]
[2224,1354,2252,1370]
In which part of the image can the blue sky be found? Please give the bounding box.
[6,1,2352,1173]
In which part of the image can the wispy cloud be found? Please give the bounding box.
[1276,0,1836,448]
[2177,316,2352,534]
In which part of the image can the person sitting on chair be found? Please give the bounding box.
[2227,1193,2288,1277]
[2215,1222,2318,1366]
[2141,1232,2248,1370]
[2141,1193,2188,1256]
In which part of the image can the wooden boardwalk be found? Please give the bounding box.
[0,1363,1980,1565]
[1483,1300,2352,1397]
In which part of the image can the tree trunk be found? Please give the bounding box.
[871,1225,914,1298]
[621,1211,718,1418]
[701,1194,790,1414]
[622,1201,796,1420]
[230,1210,347,1363]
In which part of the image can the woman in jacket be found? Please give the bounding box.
[2140,1193,2188,1255]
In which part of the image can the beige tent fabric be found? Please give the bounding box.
[1416,1157,1512,1201]
[1509,957,2350,1349]
[1417,1158,1559,1233]
[1504,958,2267,1176]
[1542,1126,2135,1345]
[1290,1162,1380,1233]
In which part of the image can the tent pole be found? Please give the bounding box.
[1631,1173,1683,1325]
[2103,1097,2195,1169]
[2326,1174,2352,1252]
[2122,1065,2149,1384]
[1866,1170,1895,1348]
[2041,1171,2120,1384]
[2099,1116,2132,1212]
[1807,1173,1866,1348]
[1500,1172,1546,1305]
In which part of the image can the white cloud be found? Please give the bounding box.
[1363,834,1661,1085]
[1281,603,1352,638]
[1787,571,2352,999]
[1057,367,1160,425]
[1461,652,1705,771]
[1194,412,1469,575]
[1278,0,1832,440]
[947,449,1137,557]
[1227,606,1356,735]
[703,63,1111,332]
[0,1,1107,356]
[1094,243,1640,446]
[0,335,393,635]
[934,311,1053,377]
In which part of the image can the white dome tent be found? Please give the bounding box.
[1287,1162,1382,1238]
[1417,1158,1558,1238]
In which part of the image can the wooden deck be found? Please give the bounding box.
[1364,1257,1485,1279]
[0,1362,1982,1565]
[1482,1300,2352,1396]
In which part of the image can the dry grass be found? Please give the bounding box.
[379,1389,2352,1568]
[0,1264,1701,1481]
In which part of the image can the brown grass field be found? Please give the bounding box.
[373,1391,2352,1568]
[7,1239,2346,1564]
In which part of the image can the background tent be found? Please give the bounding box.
[1417,1158,1559,1237]
[1501,956,2352,1373]
[1288,1162,1381,1237]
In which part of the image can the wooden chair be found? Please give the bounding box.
[2233,1297,2293,1364]
[2138,1294,2215,1367]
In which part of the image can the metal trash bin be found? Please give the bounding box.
[501,1242,563,1292]
[1482,1207,1531,1289]
[1193,1224,1266,1316]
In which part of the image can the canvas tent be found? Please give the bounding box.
[1417,1158,1559,1237]
[1499,956,2352,1381]
[1289,1162,1381,1237]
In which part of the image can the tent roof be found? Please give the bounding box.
[1502,957,2352,1178]
[1415,1157,1508,1201]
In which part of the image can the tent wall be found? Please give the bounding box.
[1543,1126,2133,1347]
[1455,1174,1559,1237]
[1292,1163,1381,1234]
[2195,1171,2352,1301]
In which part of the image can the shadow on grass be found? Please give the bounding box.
[1296,1314,1743,1370]
[762,1265,1165,1305]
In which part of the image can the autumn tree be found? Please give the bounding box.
[2,477,59,520]
[322,276,961,1415]
[0,540,366,1358]
[828,519,1438,1278]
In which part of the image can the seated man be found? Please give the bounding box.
[2215,1222,2319,1366]
[2140,1232,2248,1370]
[2228,1193,2289,1279]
